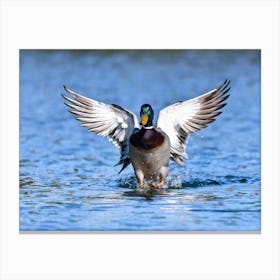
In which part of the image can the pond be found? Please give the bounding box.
[19,50,261,231]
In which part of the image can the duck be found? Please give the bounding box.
[62,79,230,187]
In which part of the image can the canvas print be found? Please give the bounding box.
[19,50,261,231]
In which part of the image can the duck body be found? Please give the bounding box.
[129,127,170,184]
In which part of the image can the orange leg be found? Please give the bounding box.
[139,179,144,187]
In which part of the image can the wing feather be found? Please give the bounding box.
[62,86,140,172]
[157,79,230,165]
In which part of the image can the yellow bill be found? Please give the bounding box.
[141,114,148,125]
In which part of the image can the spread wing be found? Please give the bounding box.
[62,86,140,172]
[157,79,230,165]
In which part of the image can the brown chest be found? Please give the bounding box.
[129,128,165,149]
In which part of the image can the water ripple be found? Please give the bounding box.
[19,50,261,231]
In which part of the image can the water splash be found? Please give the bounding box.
[166,175,183,189]
[116,176,138,189]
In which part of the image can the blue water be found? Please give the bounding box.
[19,50,261,231]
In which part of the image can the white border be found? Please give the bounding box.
[1,1,279,280]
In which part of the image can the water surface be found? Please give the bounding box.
[20,50,261,231]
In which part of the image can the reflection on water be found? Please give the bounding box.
[20,50,261,231]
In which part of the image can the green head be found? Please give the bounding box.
[140,104,154,127]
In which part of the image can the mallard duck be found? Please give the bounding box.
[62,79,230,187]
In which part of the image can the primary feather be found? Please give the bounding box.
[157,79,230,165]
[62,86,140,172]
